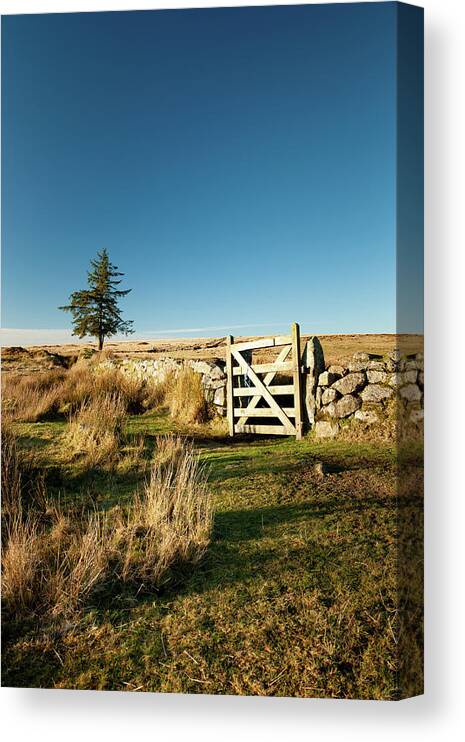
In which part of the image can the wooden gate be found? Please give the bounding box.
[226,322,303,440]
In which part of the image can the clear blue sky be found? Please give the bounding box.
[2,3,409,344]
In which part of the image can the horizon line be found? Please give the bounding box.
[1,324,405,348]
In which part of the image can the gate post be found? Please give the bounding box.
[292,322,304,440]
[226,335,235,437]
[302,336,325,428]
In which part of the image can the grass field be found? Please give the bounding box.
[2,405,423,699]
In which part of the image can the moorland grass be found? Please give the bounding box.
[166,366,211,425]
[1,426,213,632]
[65,392,126,466]
[2,407,423,699]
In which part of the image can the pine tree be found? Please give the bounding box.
[59,249,134,350]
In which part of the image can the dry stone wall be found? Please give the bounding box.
[98,341,423,438]
[98,357,228,415]
[312,349,424,438]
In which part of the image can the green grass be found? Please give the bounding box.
[2,411,423,699]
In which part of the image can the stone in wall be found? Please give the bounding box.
[348,352,382,373]
[367,360,386,371]
[367,369,388,384]
[315,420,339,438]
[323,394,361,419]
[206,364,226,381]
[410,409,424,425]
[388,373,403,388]
[360,384,394,403]
[405,358,422,371]
[399,384,422,402]
[321,387,338,405]
[334,394,361,418]
[213,386,226,412]
[318,371,339,387]
[403,369,418,384]
[388,370,419,387]
[328,364,346,376]
[189,360,216,375]
[203,378,226,390]
[320,403,334,417]
[354,409,379,425]
[386,350,402,372]
[332,372,365,396]
[348,360,369,372]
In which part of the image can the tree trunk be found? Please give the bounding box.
[98,335,104,351]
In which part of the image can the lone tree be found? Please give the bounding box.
[60,249,134,351]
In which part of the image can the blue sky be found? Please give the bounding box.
[2,3,405,344]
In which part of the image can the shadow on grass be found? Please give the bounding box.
[2,480,422,691]
[43,462,146,510]
[10,434,53,452]
[92,488,417,613]
[202,447,386,483]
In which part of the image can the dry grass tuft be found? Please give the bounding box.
[60,362,145,414]
[1,511,43,613]
[1,359,214,426]
[1,426,23,516]
[1,426,46,517]
[89,349,116,364]
[48,513,110,619]
[152,434,185,471]
[167,366,211,425]
[1,369,66,422]
[2,508,110,621]
[119,434,147,471]
[92,368,146,413]
[142,372,175,411]
[0,361,155,420]
[118,439,212,585]
[65,392,126,465]
[2,434,213,624]
[57,361,96,411]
